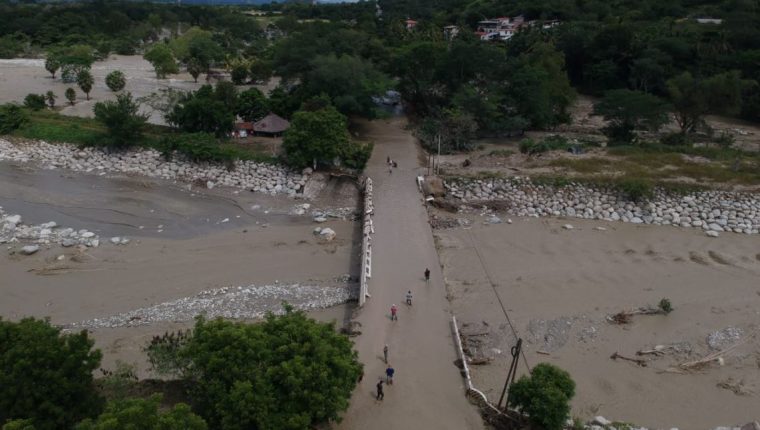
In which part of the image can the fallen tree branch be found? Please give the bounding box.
[610,351,648,367]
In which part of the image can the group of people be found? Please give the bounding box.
[376,268,432,401]
[387,156,398,174]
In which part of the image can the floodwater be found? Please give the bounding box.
[0,161,308,239]
[0,56,280,124]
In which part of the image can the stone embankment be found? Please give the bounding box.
[446,177,760,236]
[1,208,101,249]
[0,139,309,196]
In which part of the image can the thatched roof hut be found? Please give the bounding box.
[253,113,290,136]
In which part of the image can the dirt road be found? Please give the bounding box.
[336,118,483,429]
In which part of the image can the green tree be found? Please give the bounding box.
[45,91,57,108]
[105,70,126,92]
[667,71,750,134]
[176,308,362,429]
[166,86,234,137]
[230,61,249,85]
[44,57,60,79]
[283,106,350,169]
[2,419,36,430]
[93,92,149,148]
[508,363,576,430]
[145,44,179,79]
[594,89,670,145]
[0,104,28,134]
[302,54,391,118]
[187,35,222,74]
[417,108,479,153]
[77,70,94,100]
[74,395,206,430]
[0,317,103,430]
[187,58,203,83]
[249,60,272,83]
[23,94,46,111]
[236,88,269,122]
[65,88,77,106]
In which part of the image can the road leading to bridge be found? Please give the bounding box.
[336,117,483,429]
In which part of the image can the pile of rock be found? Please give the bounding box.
[68,280,355,329]
[0,139,308,196]
[446,177,760,235]
[573,416,760,430]
[1,209,102,249]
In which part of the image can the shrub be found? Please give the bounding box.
[105,70,126,93]
[93,92,148,148]
[508,363,575,430]
[617,178,653,202]
[0,104,27,133]
[341,141,373,170]
[660,132,690,146]
[23,94,46,111]
[658,298,673,314]
[157,133,240,168]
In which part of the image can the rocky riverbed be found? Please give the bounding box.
[1,207,102,248]
[445,177,760,236]
[0,139,309,196]
[67,277,356,329]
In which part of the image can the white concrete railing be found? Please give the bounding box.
[451,316,511,418]
[359,177,374,306]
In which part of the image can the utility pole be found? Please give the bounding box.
[435,134,441,176]
[497,338,523,411]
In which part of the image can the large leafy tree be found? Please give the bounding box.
[594,89,670,144]
[282,105,350,169]
[93,92,149,148]
[166,85,235,137]
[144,44,179,79]
[667,71,751,134]
[74,395,206,430]
[301,54,391,118]
[174,308,362,430]
[0,318,103,430]
[44,56,60,79]
[236,88,269,122]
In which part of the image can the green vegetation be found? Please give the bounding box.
[105,70,126,93]
[236,88,269,122]
[282,104,370,170]
[508,363,576,430]
[593,89,670,145]
[93,92,149,148]
[44,91,56,108]
[144,308,362,430]
[144,44,179,79]
[519,135,572,155]
[65,88,76,106]
[659,298,673,314]
[74,395,206,430]
[166,84,235,137]
[23,94,46,111]
[0,104,27,134]
[76,70,94,100]
[0,318,103,430]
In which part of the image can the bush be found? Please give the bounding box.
[105,70,126,93]
[158,133,240,168]
[23,94,46,111]
[658,298,673,314]
[617,178,653,202]
[74,395,206,430]
[341,141,373,170]
[0,104,27,133]
[93,92,148,148]
[660,132,690,146]
[519,136,571,155]
[508,363,575,430]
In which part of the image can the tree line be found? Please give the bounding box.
[0,308,362,430]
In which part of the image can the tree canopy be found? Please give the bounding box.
[0,318,103,430]
[594,89,670,144]
[144,44,179,79]
[282,105,350,170]
[73,395,207,430]
[94,92,149,148]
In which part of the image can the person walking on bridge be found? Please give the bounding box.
[390,304,398,321]
[376,380,384,400]
[424,268,430,283]
[383,344,389,363]
[385,365,395,385]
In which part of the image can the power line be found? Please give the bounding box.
[466,230,532,374]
